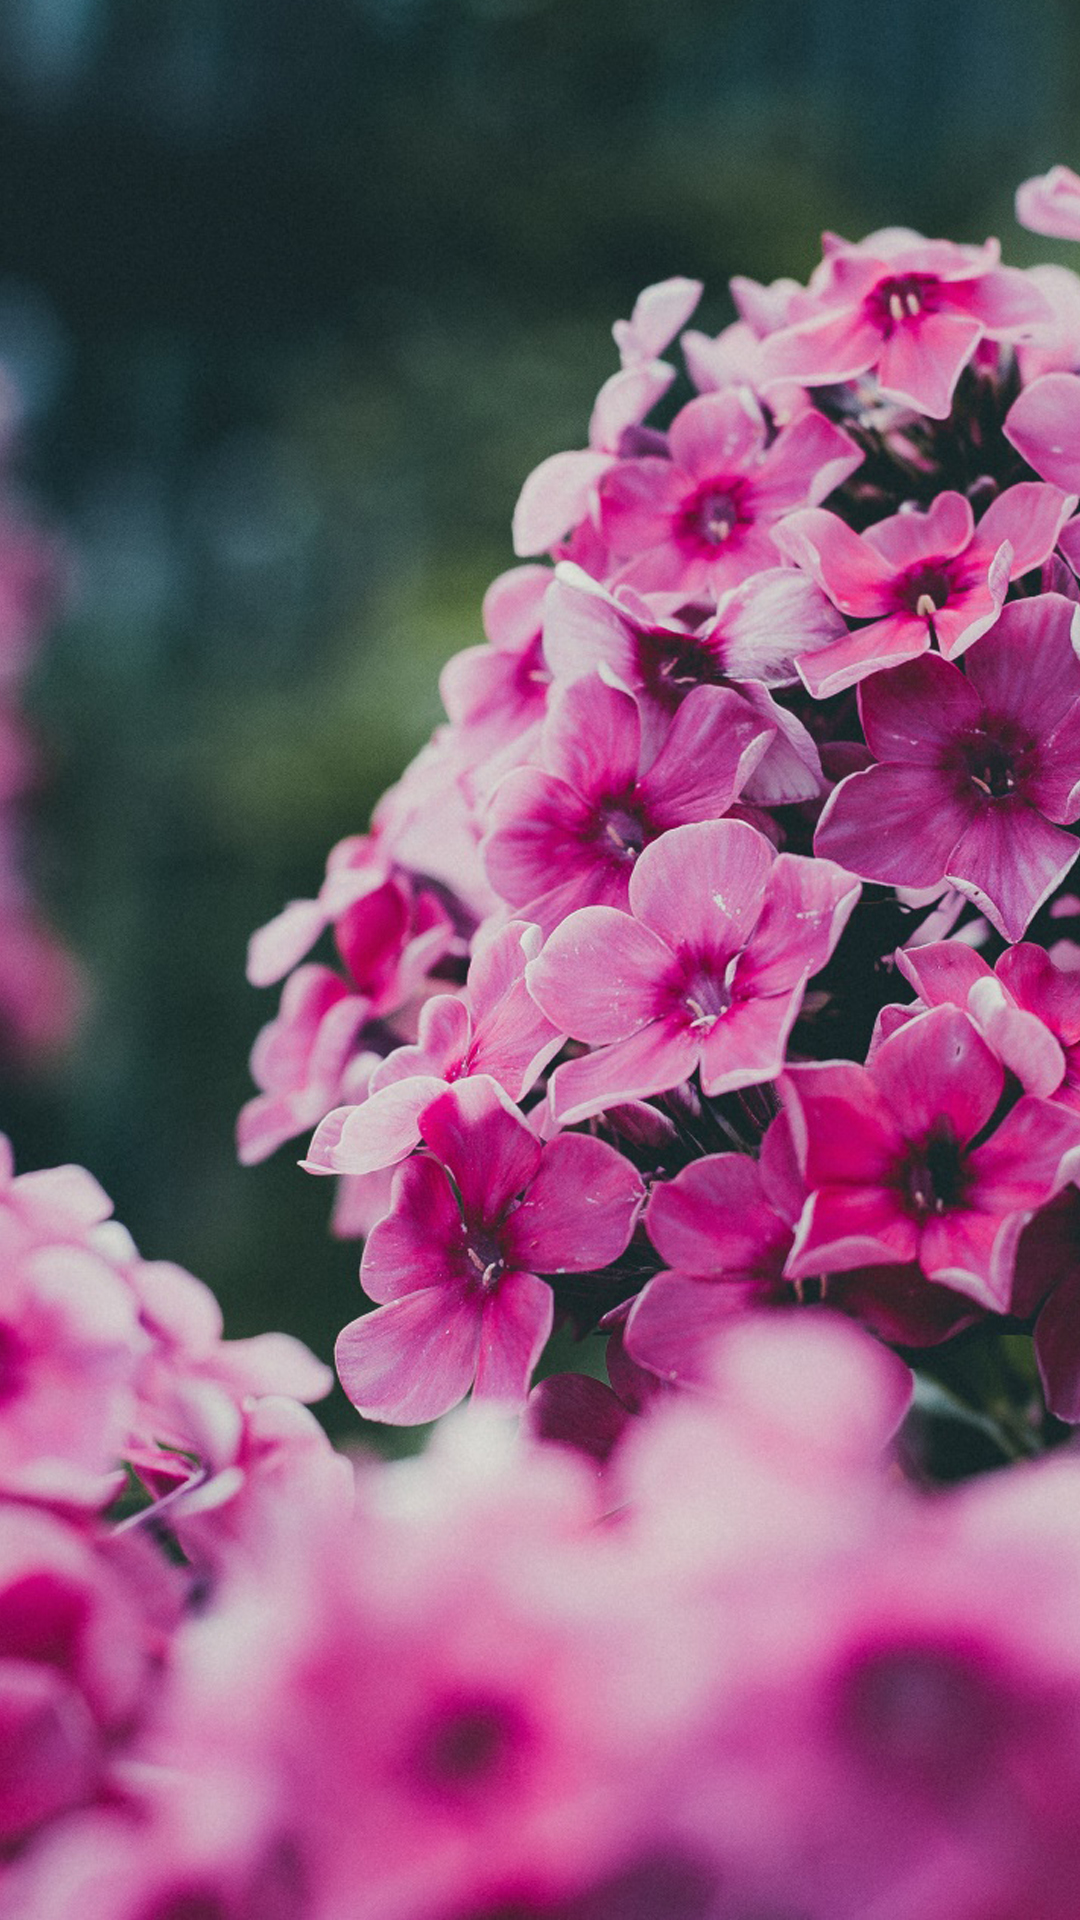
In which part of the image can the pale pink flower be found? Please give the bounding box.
[1016,164,1080,242]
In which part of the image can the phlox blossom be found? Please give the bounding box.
[815,594,1080,942]
[527,819,859,1126]
[335,1077,644,1424]
[784,1004,1080,1310]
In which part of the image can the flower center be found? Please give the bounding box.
[871,273,939,334]
[898,1125,967,1217]
[685,485,743,549]
[680,960,734,1031]
[596,800,648,864]
[900,563,953,619]
[465,1228,505,1290]
[965,738,1015,799]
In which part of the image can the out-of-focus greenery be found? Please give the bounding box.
[2,0,1079,1442]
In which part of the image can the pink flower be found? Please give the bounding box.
[527,819,859,1126]
[597,388,862,598]
[760,228,1050,418]
[335,1077,644,1424]
[304,920,562,1180]
[887,937,1080,1109]
[773,483,1074,697]
[481,673,773,931]
[814,595,1080,942]
[1016,165,1080,242]
[784,1004,1080,1309]
[438,564,552,773]
[237,964,375,1166]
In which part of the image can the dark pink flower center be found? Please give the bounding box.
[464,1225,507,1290]
[637,626,729,711]
[411,1691,526,1801]
[897,1124,969,1217]
[676,956,735,1032]
[0,1322,26,1407]
[681,483,746,551]
[838,1639,1006,1795]
[897,561,954,619]
[868,272,941,336]
[594,798,648,865]
[945,721,1032,802]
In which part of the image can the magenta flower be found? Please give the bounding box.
[784,1005,1080,1309]
[760,229,1050,418]
[815,595,1080,942]
[481,673,773,932]
[335,1077,644,1424]
[526,819,859,1125]
[774,483,1074,697]
[596,388,862,598]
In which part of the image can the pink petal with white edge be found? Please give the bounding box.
[304,1076,448,1177]
[526,905,672,1044]
[589,362,674,450]
[966,976,1065,1097]
[862,490,974,570]
[482,563,551,650]
[511,449,614,557]
[1004,373,1080,491]
[946,801,1079,943]
[873,1005,1003,1147]
[748,410,862,516]
[335,1285,481,1425]
[814,763,978,891]
[783,1059,905,1187]
[420,1076,542,1221]
[472,1269,554,1408]
[771,509,895,616]
[797,611,932,699]
[628,818,774,954]
[504,1132,643,1273]
[541,567,639,684]
[646,1153,785,1275]
[698,988,804,1097]
[962,593,1080,752]
[967,1093,1080,1214]
[625,1270,770,1386]
[734,852,860,997]
[876,310,983,418]
[974,481,1077,578]
[708,568,847,686]
[547,1019,701,1127]
[786,1184,920,1279]
[360,1154,464,1304]
[637,684,773,826]
[895,939,992,1006]
[542,674,640,798]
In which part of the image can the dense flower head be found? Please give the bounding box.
[226,180,1080,1444]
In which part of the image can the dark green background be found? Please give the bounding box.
[1,0,1077,1437]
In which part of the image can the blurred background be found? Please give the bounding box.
[0,0,1077,1435]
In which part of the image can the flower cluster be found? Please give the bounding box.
[243,167,1080,1444]
[0,443,80,1058]
[13,1303,1080,1919]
